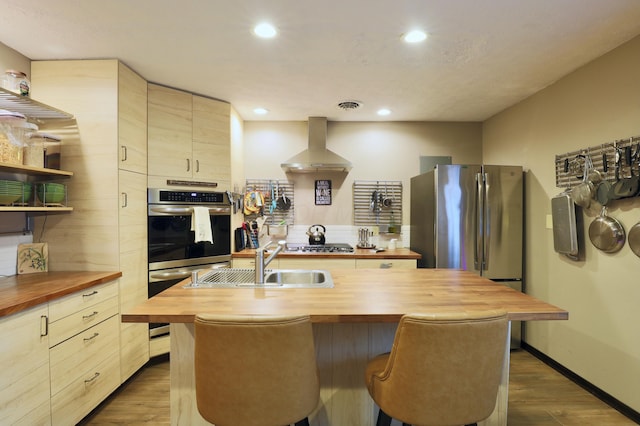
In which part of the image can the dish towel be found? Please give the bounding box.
[191,206,213,244]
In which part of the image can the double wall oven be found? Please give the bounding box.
[147,188,231,338]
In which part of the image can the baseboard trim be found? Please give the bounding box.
[522,342,640,424]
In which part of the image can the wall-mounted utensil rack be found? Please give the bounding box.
[244,179,294,225]
[555,136,640,188]
[353,180,402,231]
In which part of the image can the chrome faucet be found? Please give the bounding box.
[255,240,287,284]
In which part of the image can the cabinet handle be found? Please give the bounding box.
[380,262,393,269]
[83,332,100,342]
[40,315,48,337]
[82,290,98,298]
[186,158,190,172]
[121,145,127,162]
[196,159,200,173]
[83,311,99,320]
[84,372,100,384]
[121,192,128,208]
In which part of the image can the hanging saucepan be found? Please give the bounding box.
[611,145,639,199]
[382,185,392,208]
[588,206,626,253]
[570,155,595,209]
[277,187,291,210]
[628,215,640,258]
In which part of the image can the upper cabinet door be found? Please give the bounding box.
[147,84,192,178]
[192,95,231,186]
[118,63,147,174]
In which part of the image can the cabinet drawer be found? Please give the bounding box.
[355,259,416,269]
[50,350,120,426]
[49,280,118,322]
[278,258,355,269]
[49,296,119,347]
[50,315,119,395]
[232,258,278,269]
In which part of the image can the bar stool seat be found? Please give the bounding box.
[194,314,320,426]
[365,310,508,426]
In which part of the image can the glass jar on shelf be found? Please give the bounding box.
[1,69,30,96]
[0,110,27,165]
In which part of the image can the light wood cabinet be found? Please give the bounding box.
[192,94,231,188]
[148,84,231,189]
[147,84,192,180]
[278,258,356,269]
[31,59,149,384]
[0,304,50,426]
[232,257,278,269]
[355,259,416,269]
[48,280,120,426]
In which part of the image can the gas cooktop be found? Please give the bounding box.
[284,243,354,253]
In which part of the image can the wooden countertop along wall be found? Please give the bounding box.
[0,271,123,317]
[122,269,567,324]
[232,247,422,259]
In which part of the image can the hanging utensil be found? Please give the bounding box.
[269,181,275,214]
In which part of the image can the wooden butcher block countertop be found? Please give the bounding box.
[0,271,122,317]
[122,269,567,324]
[232,247,421,259]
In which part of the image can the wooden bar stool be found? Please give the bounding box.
[365,310,508,426]
[194,314,320,426]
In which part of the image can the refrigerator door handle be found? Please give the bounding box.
[483,172,490,271]
[475,172,483,270]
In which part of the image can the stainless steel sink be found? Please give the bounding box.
[184,268,334,288]
[264,270,332,287]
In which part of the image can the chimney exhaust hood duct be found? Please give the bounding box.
[281,117,352,173]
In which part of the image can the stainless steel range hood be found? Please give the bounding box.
[281,117,352,173]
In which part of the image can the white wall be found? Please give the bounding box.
[243,120,482,231]
[483,35,640,412]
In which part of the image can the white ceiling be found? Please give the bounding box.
[2,1,640,122]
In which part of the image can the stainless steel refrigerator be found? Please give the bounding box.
[410,164,523,347]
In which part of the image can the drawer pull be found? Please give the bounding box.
[40,315,48,337]
[84,372,100,384]
[380,262,393,269]
[83,332,100,342]
[82,290,98,298]
[83,311,99,320]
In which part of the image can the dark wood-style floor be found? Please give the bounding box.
[80,350,636,425]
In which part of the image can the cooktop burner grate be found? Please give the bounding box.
[285,243,354,253]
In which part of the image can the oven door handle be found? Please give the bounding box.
[149,270,193,283]
[148,206,230,215]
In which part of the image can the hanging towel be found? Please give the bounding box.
[191,206,213,244]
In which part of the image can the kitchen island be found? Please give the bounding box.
[122,268,567,426]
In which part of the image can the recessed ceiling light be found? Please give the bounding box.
[254,23,277,38]
[253,107,269,115]
[403,30,427,43]
[377,108,391,116]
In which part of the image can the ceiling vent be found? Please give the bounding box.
[337,100,362,110]
[280,117,352,173]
